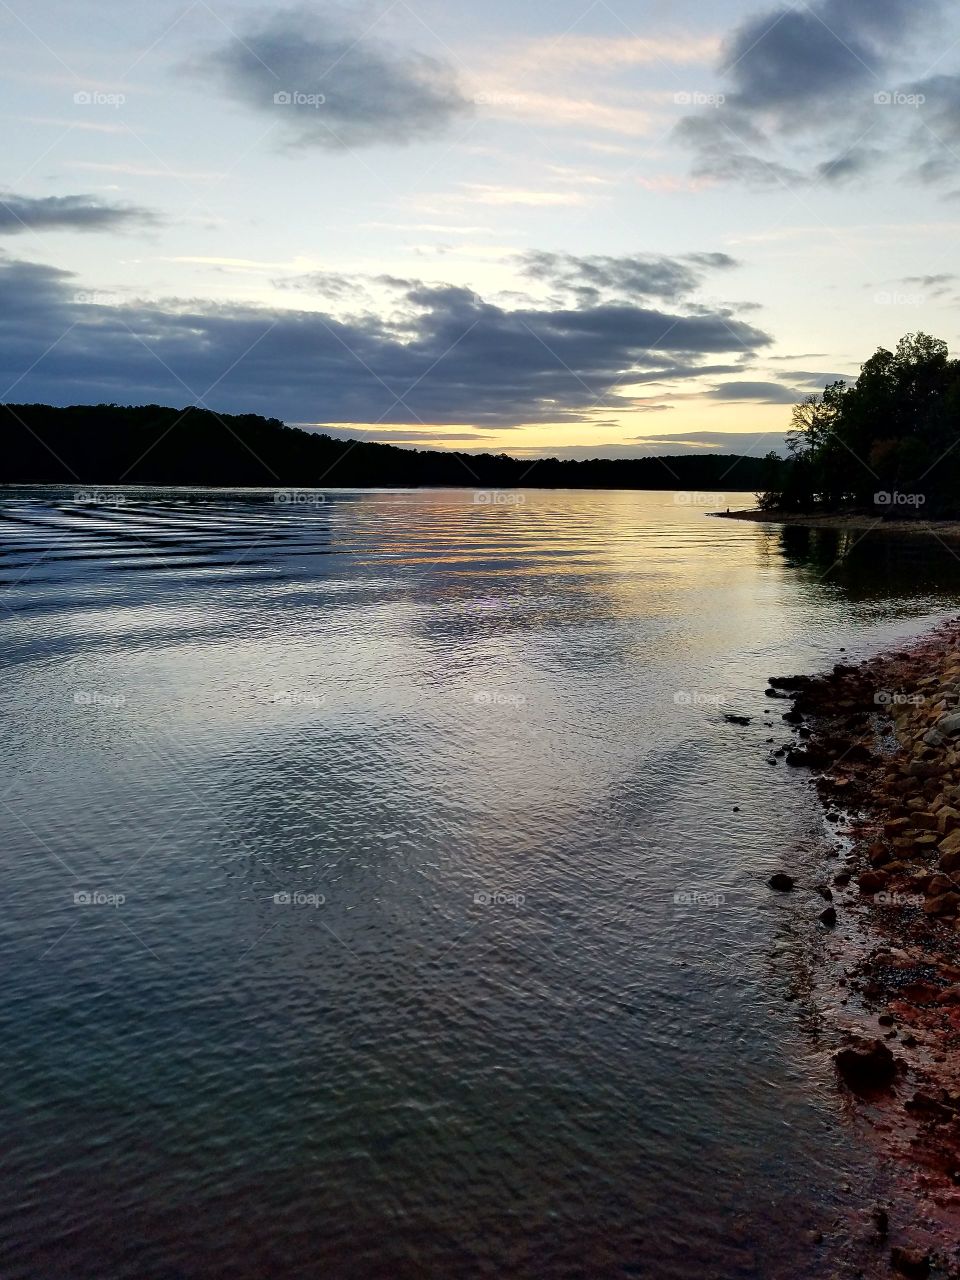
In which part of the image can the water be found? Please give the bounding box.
[2,487,960,1279]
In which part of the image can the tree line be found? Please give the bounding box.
[0,402,772,493]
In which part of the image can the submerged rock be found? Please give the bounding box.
[768,872,795,892]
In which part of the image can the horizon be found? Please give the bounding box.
[2,0,958,465]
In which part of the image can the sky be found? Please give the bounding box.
[2,0,960,459]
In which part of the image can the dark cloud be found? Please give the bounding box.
[721,1,915,116]
[519,249,739,305]
[197,9,471,150]
[0,193,156,235]
[0,253,772,428]
[707,380,798,403]
[676,0,942,186]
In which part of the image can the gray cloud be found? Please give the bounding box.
[0,193,156,235]
[0,253,772,428]
[198,9,471,150]
[519,249,739,305]
[707,381,799,403]
[676,0,943,186]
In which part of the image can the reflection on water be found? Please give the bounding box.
[1,488,959,1280]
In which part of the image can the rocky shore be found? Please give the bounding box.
[769,619,960,1277]
[714,509,960,540]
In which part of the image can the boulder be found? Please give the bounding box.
[939,827,960,858]
[926,873,958,898]
[819,906,838,927]
[890,1246,930,1279]
[912,811,939,831]
[924,892,960,917]
[937,711,960,736]
[834,1038,897,1093]
[858,870,889,894]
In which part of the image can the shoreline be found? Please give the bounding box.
[714,509,960,541]
[769,619,960,1276]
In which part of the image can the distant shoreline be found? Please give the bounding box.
[712,508,960,540]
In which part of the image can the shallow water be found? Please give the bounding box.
[2,487,960,1279]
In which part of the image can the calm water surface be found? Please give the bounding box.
[2,487,960,1279]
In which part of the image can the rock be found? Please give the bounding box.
[782,709,803,723]
[768,873,795,892]
[724,714,751,725]
[819,906,838,927]
[786,746,828,768]
[834,1038,897,1093]
[833,871,851,887]
[937,711,960,736]
[878,1013,894,1026]
[858,870,889,894]
[902,980,941,1003]
[937,806,960,833]
[924,891,960,917]
[935,984,960,1004]
[884,817,913,836]
[912,811,939,831]
[923,729,945,747]
[940,847,960,874]
[927,873,958,898]
[890,1246,930,1279]
[939,828,960,858]
[815,884,833,901]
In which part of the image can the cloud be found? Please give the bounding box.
[676,0,943,186]
[0,192,156,235]
[0,253,772,429]
[706,380,799,403]
[630,429,787,455]
[197,8,471,150]
[519,249,740,305]
[509,430,787,459]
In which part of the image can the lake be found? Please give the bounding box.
[2,486,959,1279]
